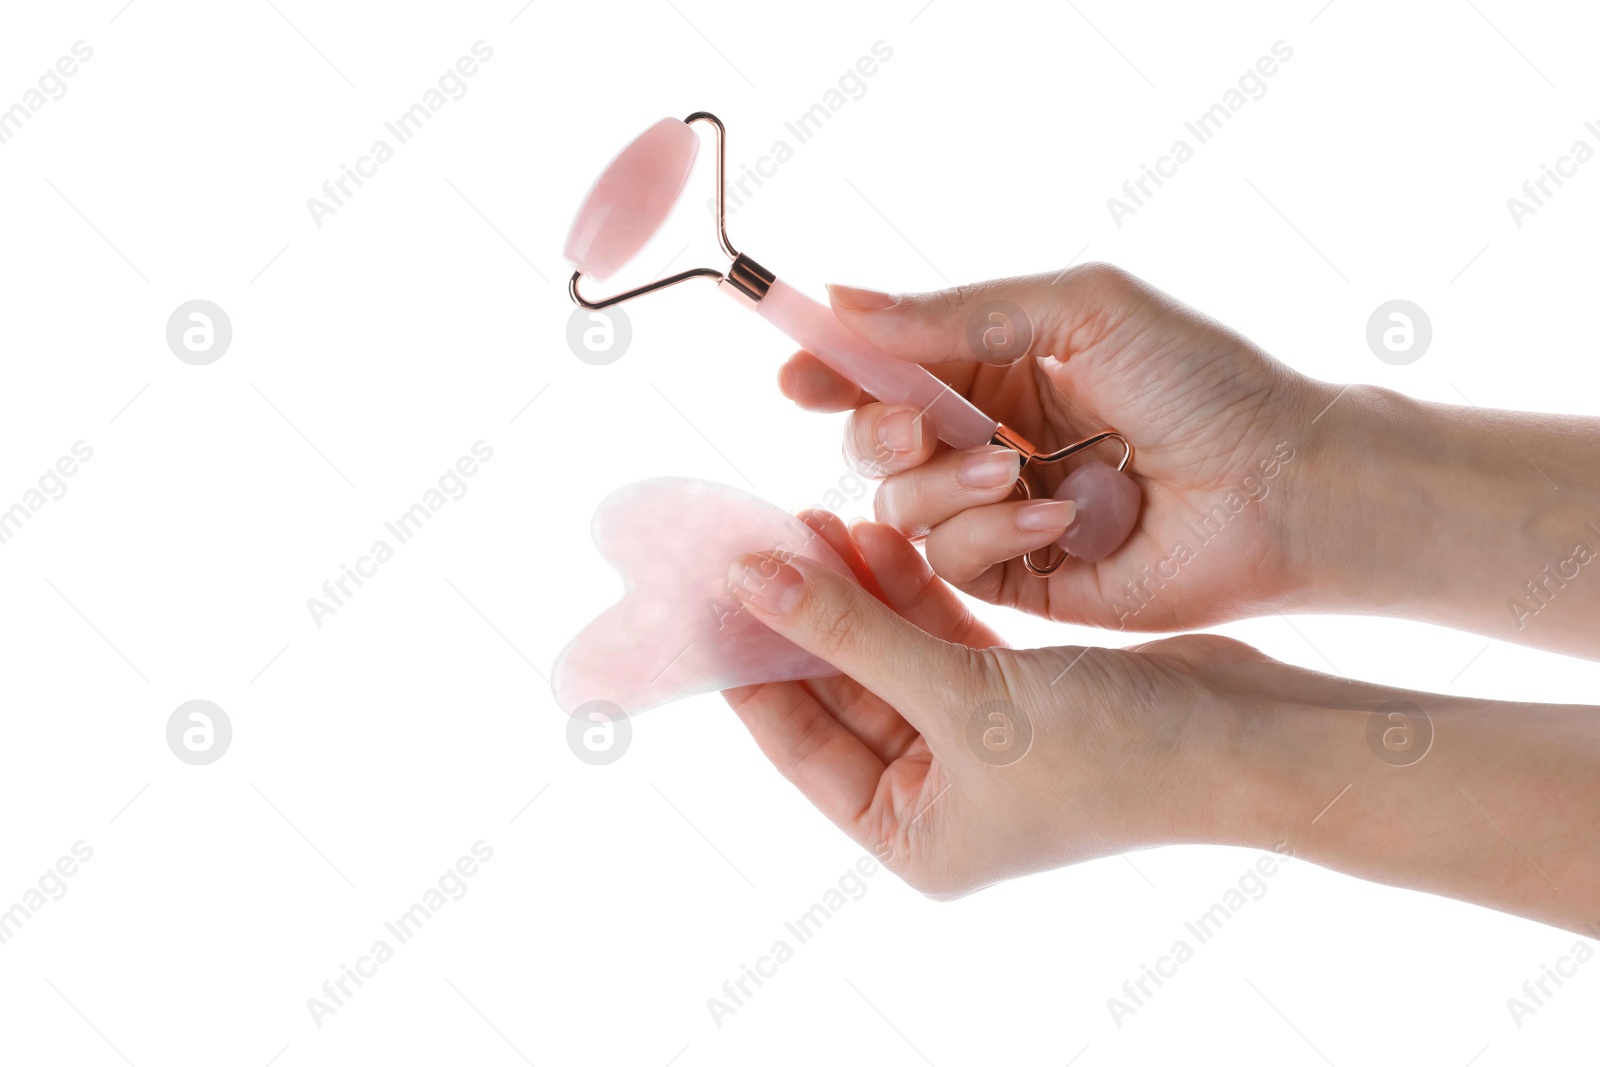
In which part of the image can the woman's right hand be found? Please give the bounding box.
[781,264,1334,632]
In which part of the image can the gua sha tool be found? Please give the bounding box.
[550,478,855,715]
[564,112,1141,571]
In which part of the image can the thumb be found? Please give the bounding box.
[826,264,1135,367]
[726,551,966,731]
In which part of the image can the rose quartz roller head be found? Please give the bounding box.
[563,112,1140,570]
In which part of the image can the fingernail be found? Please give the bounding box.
[728,553,804,614]
[958,447,1021,490]
[827,283,898,311]
[1016,499,1077,532]
[876,407,924,454]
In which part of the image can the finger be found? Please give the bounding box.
[826,264,1144,367]
[850,521,1004,650]
[798,508,861,567]
[873,446,1021,537]
[778,350,871,413]
[726,551,968,734]
[793,510,939,764]
[803,512,921,740]
[797,508,884,604]
[723,680,884,839]
[923,499,1079,587]
[844,402,939,477]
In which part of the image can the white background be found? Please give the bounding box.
[1,0,1597,1064]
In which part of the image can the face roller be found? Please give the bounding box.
[564,112,1140,571]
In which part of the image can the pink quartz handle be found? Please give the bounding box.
[748,278,998,451]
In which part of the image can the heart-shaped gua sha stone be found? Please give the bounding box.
[1053,461,1142,563]
[551,478,856,716]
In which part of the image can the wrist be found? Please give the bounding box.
[1192,654,1377,851]
[1112,640,1331,850]
[1273,382,1413,613]
[1278,384,1573,625]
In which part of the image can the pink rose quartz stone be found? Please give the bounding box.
[563,117,699,282]
[1052,461,1141,563]
[551,478,852,716]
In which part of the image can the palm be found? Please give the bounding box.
[722,516,1003,884]
[749,672,949,874]
[922,292,1317,630]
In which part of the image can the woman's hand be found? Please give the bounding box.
[724,517,1600,930]
[780,264,1329,632]
[721,510,1260,898]
[784,263,1600,658]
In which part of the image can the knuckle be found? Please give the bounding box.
[802,593,865,661]
[845,431,888,479]
[872,477,924,536]
[932,285,968,315]
[897,865,967,902]
[921,529,962,582]
[1037,262,1154,358]
[871,480,897,525]
[1130,633,1266,669]
[1071,260,1135,293]
[953,645,1006,707]
[922,522,989,588]
[920,883,967,903]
